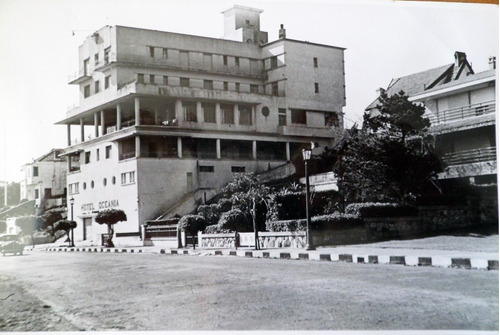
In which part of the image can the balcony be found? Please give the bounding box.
[68,70,92,85]
[277,125,335,139]
[442,146,496,166]
[429,101,495,125]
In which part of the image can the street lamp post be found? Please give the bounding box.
[69,197,75,247]
[302,148,315,250]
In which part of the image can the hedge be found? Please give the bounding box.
[267,213,362,232]
[345,203,418,218]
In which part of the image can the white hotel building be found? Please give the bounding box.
[58,6,346,245]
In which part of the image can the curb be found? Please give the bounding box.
[28,247,499,271]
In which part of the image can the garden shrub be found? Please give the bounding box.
[266,219,307,232]
[345,202,418,218]
[311,213,362,230]
[178,214,206,235]
[217,208,252,232]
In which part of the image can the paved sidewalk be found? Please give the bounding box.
[25,234,499,271]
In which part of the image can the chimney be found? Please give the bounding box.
[489,56,496,70]
[279,24,286,39]
[376,87,385,96]
[454,51,467,67]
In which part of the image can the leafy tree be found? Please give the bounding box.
[363,90,430,142]
[15,215,45,247]
[53,219,77,247]
[333,91,442,204]
[178,214,205,249]
[95,209,127,247]
[42,209,63,234]
[221,173,270,250]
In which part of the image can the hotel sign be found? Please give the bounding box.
[81,199,120,215]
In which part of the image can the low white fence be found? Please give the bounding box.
[198,231,307,249]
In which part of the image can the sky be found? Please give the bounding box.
[0,0,498,182]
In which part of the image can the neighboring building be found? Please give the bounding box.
[20,149,67,211]
[57,6,346,245]
[366,51,496,189]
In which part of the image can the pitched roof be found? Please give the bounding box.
[365,64,453,110]
[365,52,479,111]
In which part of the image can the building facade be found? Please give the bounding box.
[57,6,346,245]
[366,51,496,190]
[20,149,67,211]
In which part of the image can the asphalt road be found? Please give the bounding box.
[0,251,497,331]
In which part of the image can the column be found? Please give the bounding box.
[175,99,183,122]
[116,104,122,131]
[135,136,141,158]
[80,118,85,143]
[286,142,291,161]
[252,140,257,160]
[196,102,203,123]
[94,112,99,138]
[234,104,239,125]
[216,139,221,159]
[135,97,141,126]
[100,110,106,136]
[67,124,71,146]
[177,137,183,158]
[215,103,221,125]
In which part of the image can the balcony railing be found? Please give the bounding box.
[430,101,495,124]
[442,146,496,166]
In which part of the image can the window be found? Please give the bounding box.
[291,109,307,124]
[94,53,99,65]
[95,80,100,94]
[183,102,197,122]
[121,171,135,185]
[105,75,110,89]
[232,166,246,173]
[35,189,39,199]
[235,57,240,66]
[180,77,189,87]
[103,178,107,186]
[150,74,155,84]
[33,166,38,177]
[112,176,116,184]
[84,85,90,98]
[250,84,259,94]
[235,83,240,92]
[314,83,319,93]
[69,183,79,195]
[270,56,278,69]
[221,104,234,124]
[223,81,228,91]
[162,48,168,59]
[163,76,168,85]
[106,145,112,159]
[104,48,110,64]
[83,58,89,76]
[223,55,228,66]
[204,80,213,90]
[313,57,318,68]
[278,108,287,126]
[203,103,216,123]
[83,182,87,190]
[149,46,155,58]
[96,148,100,161]
[272,82,279,96]
[91,181,94,189]
[239,105,252,125]
[199,166,214,173]
[138,73,144,84]
[85,151,91,164]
